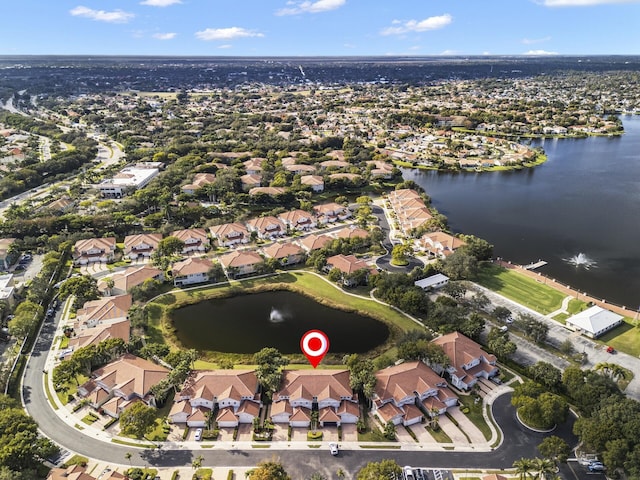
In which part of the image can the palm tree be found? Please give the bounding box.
[124,452,132,467]
[595,362,627,382]
[533,457,558,480]
[513,457,536,480]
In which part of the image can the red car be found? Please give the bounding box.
[606,346,615,354]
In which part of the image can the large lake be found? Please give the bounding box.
[403,115,640,309]
[171,290,390,354]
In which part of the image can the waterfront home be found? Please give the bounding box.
[170,370,261,428]
[432,332,499,390]
[271,370,358,427]
[219,250,264,278]
[325,254,376,286]
[418,231,466,258]
[262,242,305,266]
[72,237,117,265]
[172,257,214,287]
[75,294,132,329]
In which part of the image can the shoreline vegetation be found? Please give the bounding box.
[148,271,414,365]
[394,152,548,173]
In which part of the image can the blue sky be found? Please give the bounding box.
[2,0,640,56]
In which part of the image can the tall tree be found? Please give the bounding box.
[356,459,402,480]
[119,402,156,439]
[254,348,289,398]
[247,459,291,480]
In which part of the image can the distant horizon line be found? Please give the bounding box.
[1,53,640,59]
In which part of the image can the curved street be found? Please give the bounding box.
[23,309,578,478]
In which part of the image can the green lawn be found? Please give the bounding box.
[457,396,491,441]
[476,264,565,314]
[425,425,452,443]
[567,298,589,314]
[599,318,640,357]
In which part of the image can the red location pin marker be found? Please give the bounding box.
[300,330,330,368]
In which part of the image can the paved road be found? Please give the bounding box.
[23,309,578,478]
[472,283,640,400]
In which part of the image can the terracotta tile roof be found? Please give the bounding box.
[219,250,264,268]
[290,406,312,422]
[249,186,286,196]
[246,216,285,234]
[91,353,169,399]
[375,402,403,423]
[217,406,238,423]
[319,407,341,423]
[124,233,162,253]
[172,257,213,276]
[170,228,209,245]
[209,223,249,241]
[179,370,259,401]
[262,242,303,260]
[169,400,192,417]
[420,231,466,253]
[270,400,293,416]
[73,237,116,256]
[403,403,424,422]
[326,254,372,275]
[68,318,130,350]
[98,265,163,293]
[313,202,347,215]
[240,173,261,186]
[188,407,208,423]
[76,294,132,326]
[237,400,260,416]
[274,370,352,402]
[374,361,447,404]
[320,160,350,169]
[334,226,369,239]
[300,175,324,186]
[298,234,332,252]
[432,332,496,375]
[338,400,360,416]
[277,209,316,226]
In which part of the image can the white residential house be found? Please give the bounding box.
[172,257,214,287]
[565,305,624,338]
[432,332,499,390]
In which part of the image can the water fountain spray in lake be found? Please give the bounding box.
[269,307,286,323]
[565,252,597,269]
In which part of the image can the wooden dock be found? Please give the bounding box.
[524,260,547,270]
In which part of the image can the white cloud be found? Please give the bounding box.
[524,49,559,55]
[440,49,459,56]
[140,0,182,6]
[540,0,640,5]
[522,35,551,44]
[153,32,177,40]
[276,0,346,16]
[218,44,233,49]
[380,14,452,36]
[195,27,264,41]
[70,5,134,23]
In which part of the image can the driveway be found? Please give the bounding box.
[438,415,469,444]
[447,407,486,444]
[341,424,358,442]
[397,425,417,443]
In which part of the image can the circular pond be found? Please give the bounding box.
[170,290,390,354]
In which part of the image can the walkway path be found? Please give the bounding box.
[547,295,573,319]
